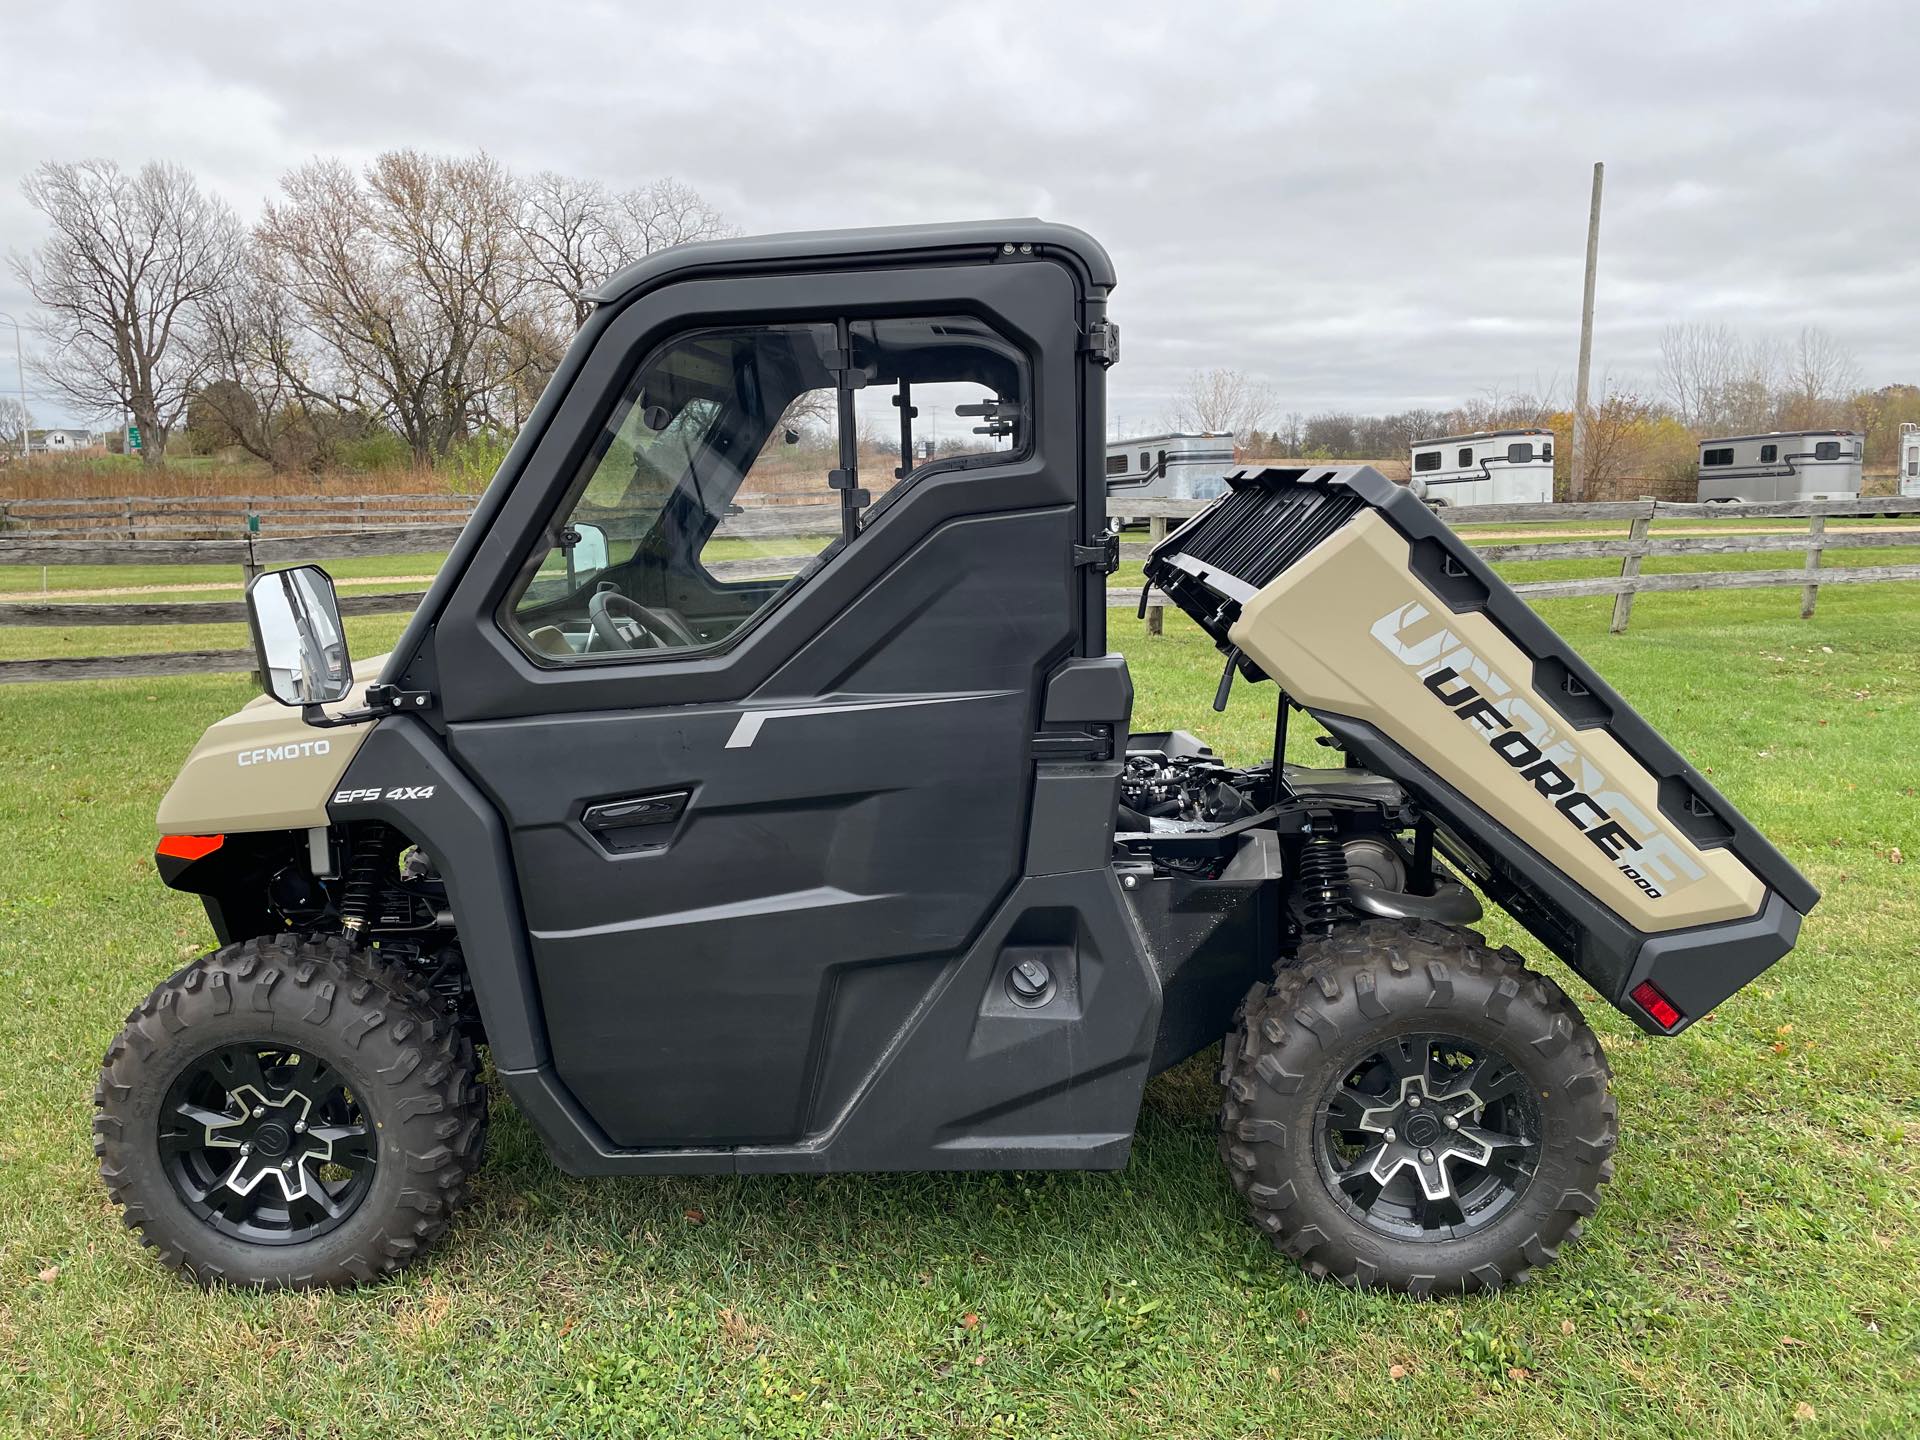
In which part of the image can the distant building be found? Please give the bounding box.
[1696,430,1862,504]
[1105,432,1236,526]
[1899,422,1918,499]
[1408,429,1555,507]
[27,427,101,454]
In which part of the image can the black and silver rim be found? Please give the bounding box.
[1313,1031,1542,1240]
[158,1044,377,1245]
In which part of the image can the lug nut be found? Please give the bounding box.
[1383,1127,1396,1143]
[294,1121,306,1133]
[1419,1148,1435,1163]
[281,1159,293,1169]
[1407,1095,1422,1108]
[239,1142,252,1155]
[252,1106,265,1118]
[1444,1115,1460,1131]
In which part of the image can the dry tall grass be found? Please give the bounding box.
[0,456,466,501]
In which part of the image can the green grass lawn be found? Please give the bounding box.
[0,586,1916,1437]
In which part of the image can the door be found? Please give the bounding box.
[432,258,1097,1148]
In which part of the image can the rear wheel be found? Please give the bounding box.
[1218,919,1616,1294]
[95,934,486,1288]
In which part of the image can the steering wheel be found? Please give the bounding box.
[588,590,667,651]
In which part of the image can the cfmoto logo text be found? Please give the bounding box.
[236,739,332,767]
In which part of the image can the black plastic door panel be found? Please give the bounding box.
[437,260,1086,1147]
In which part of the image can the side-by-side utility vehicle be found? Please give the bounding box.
[98,221,1817,1293]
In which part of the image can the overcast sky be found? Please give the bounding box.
[3,0,1916,432]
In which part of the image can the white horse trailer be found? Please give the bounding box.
[1408,429,1555,508]
[1106,432,1235,526]
[1696,431,1863,504]
[1899,422,1919,499]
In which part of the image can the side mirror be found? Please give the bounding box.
[569,521,609,574]
[247,564,353,708]
[562,521,609,587]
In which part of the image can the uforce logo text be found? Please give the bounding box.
[1371,601,1705,900]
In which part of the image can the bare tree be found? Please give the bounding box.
[0,396,31,455]
[259,151,541,465]
[1778,326,1858,431]
[517,172,733,333]
[516,173,629,330]
[1170,367,1274,437]
[1301,411,1357,456]
[1656,322,1739,430]
[620,176,733,259]
[1449,384,1554,435]
[1718,335,1784,434]
[191,249,340,471]
[12,159,245,464]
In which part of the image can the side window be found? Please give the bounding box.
[1909,458,1917,477]
[1105,453,1129,476]
[1458,447,1473,468]
[850,315,1029,515]
[1139,450,1150,471]
[1413,450,1441,473]
[1759,443,1778,463]
[1703,448,1733,467]
[506,315,1029,663]
[1507,442,1534,463]
[1541,441,1553,461]
[1814,441,1840,461]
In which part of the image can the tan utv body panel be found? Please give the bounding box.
[1227,513,1765,932]
[156,655,387,836]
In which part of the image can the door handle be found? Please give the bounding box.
[581,789,691,836]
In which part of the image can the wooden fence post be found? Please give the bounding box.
[1800,514,1825,619]
[1145,516,1167,636]
[124,501,136,541]
[1608,498,1655,634]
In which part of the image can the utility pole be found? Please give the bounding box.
[1571,161,1605,501]
[0,311,26,459]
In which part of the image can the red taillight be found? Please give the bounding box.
[1630,980,1683,1032]
[157,834,224,862]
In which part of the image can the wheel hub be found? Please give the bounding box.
[1315,1031,1542,1239]
[1350,1072,1499,1203]
[158,1044,377,1245]
[1402,1111,1443,1148]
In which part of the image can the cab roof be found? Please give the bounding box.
[588,218,1116,306]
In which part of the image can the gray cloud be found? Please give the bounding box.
[3,0,1915,429]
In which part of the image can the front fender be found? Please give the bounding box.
[328,718,548,1072]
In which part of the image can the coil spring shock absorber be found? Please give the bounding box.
[338,822,398,942]
[1297,822,1353,934]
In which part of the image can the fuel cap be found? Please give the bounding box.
[1006,957,1054,1007]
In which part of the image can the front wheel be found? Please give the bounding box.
[94,934,487,1288]
[1218,919,1616,1294]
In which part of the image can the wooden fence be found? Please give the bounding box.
[0,493,477,539]
[3,494,1918,685]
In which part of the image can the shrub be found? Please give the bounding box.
[439,431,513,492]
